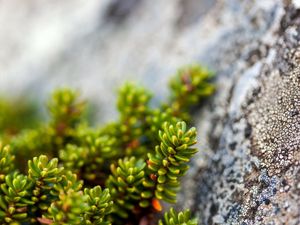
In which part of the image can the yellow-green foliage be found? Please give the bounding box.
[159,208,197,225]
[0,65,214,224]
[0,98,39,141]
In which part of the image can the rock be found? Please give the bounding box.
[178,0,300,224]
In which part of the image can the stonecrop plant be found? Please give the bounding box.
[0,65,214,225]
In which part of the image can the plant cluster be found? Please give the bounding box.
[0,98,39,141]
[0,65,214,224]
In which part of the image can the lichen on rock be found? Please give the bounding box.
[179,1,300,224]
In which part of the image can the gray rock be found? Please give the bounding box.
[178,1,300,224]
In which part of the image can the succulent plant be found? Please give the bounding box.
[0,65,213,224]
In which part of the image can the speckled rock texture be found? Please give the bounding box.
[1,0,300,224]
[179,1,300,224]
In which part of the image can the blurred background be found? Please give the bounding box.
[0,0,222,123]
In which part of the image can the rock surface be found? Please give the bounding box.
[1,0,300,224]
[179,1,300,224]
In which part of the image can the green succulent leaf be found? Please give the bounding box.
[0,144,15,182]
[83,186,113,225]
[159,208,197,225]
[106,157,148,218]
[146,121,197,204]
